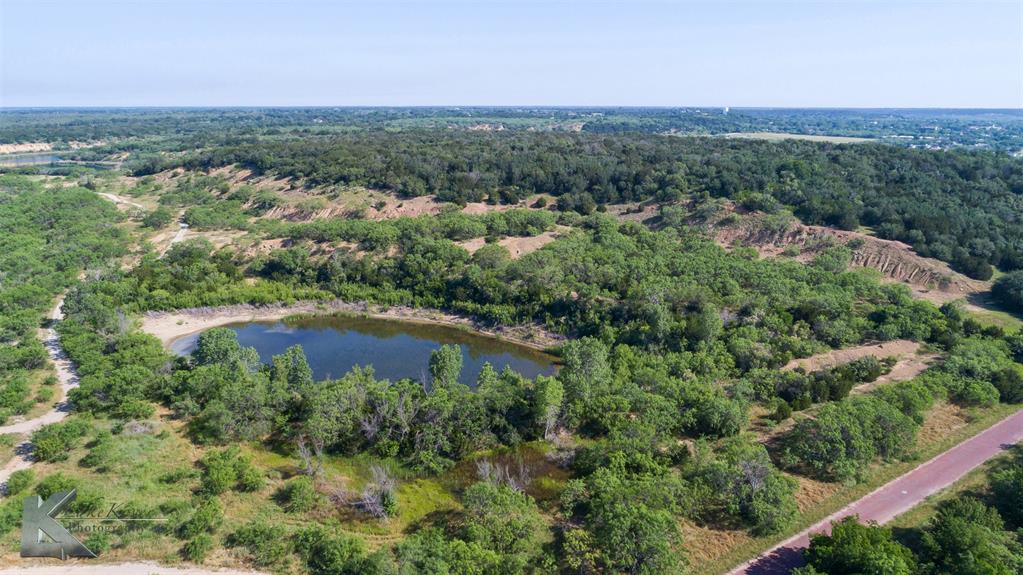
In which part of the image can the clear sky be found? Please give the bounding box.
[1,0,1020,108]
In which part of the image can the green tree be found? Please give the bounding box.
[429,344,463,387]
[919,497,1023,575]
[803,516,916,575]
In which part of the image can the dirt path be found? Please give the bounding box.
[783,340,936,392]
[141,300,564,353]
[725,407,1023,574]
[0,562,266,575]
[0,299,77,486]
[96,193,144,210]
[157,221,189,258]
[783,340,920,372]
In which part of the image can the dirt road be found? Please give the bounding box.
[0,299,77,486]
[158,221,189,257]
[725,407,1023,574]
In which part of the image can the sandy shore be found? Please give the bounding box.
[141,300,564,353]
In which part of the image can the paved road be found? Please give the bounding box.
[726,407,1023,574]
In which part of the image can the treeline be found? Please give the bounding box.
[165,132,1023,278]
[4,108,1022,149]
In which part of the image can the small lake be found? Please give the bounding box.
[170,315,556,386]
[0,153,62,167]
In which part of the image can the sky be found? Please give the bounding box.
[1,0,1020,108]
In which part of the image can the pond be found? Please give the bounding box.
[0,153,62,167]
[170,315,557,387]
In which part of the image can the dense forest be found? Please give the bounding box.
[164,132,1023,279]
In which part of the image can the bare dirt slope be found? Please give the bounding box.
[458,231,561,259]
[782,339,935,394]
[715,214,988,300]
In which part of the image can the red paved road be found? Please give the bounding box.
[725,408,1023,575]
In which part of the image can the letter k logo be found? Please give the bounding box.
[21,490,96,559]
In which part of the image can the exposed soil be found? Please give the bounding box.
[457,231,561,259]
[782,339,922,373]
[715,214,988,298]
[0,142,52,154]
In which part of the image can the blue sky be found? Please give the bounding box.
[1,0,1020,107]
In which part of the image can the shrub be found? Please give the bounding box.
[84,531,112,555]
[238,466,265,492]
[6,469,34,495]
[992,271,1023,312]
[182,534,214,563]
[229,521,292,567]
[36,472,77,499]
[199,447,256,495]
[278,476,317,513]
[30,419,91,462]
[179,498,223,539]
[294,525,369,575]
[142,206,175,229]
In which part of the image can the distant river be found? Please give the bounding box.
[170,315,556,386]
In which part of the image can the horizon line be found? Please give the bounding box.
[2,105,1022,112]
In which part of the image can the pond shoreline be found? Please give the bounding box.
[141,300,565,355]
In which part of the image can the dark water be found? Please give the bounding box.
[170,315,556,386]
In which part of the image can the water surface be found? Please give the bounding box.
[171,315,556,386]
[0,153,62,166]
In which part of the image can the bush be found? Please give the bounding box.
[79,431,115,471]
[179,498,223,539]
[84,531,112,555]
[30,419,91,462]
[238,466,265,492]
[36,472,77,499]
[199,447,256,495]
[182,534,214,563]
[229,521,292,567]
[142,206,175,229]
[278,476,317,513]
[992,271,1023,312]
[294,525,369,575]
[6,469,34,495]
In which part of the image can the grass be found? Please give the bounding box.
[694,401,1021,575]
[967,295,1023,331]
